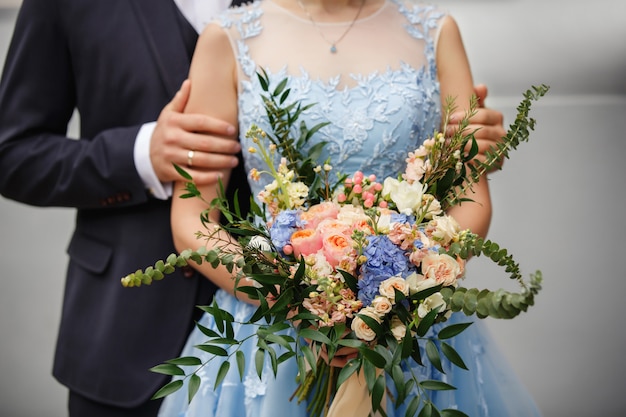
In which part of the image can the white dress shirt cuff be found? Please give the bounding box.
[134,122,173,200]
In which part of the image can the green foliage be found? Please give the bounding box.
[256,68,335,202]
[445,84,550,208]
[440,233,543,319]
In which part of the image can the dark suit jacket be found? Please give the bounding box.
[0,0,248,408]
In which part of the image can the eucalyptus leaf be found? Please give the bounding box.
[371,374,386,415]
[236,350,246,381]
[151,379,183,400]
[441,342,468,370]
[405,396,421,417]
[362,348,387,369]
[255,349,265,379]
[441,409,470,417]
[301,345,318,375]
[437,322,472,340]
[188,373,201,404]
[425,340,444,374]
[214,361,231,389]
[166,356,202,366]
[419,380,457,391]
[149,363,185,376]
[299,328,332,345]
[336,359,360,386]
[194,344,228,357]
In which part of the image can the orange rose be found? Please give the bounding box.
[291,228,323,259]
[322,233,354,268]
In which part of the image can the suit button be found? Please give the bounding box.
[181,266,195,278]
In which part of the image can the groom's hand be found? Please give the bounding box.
[150,79,241,185]
[448,84,507,172]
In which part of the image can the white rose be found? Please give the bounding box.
[422,253,462,287]
[430,215,461,245]
[378,276,410,302]
[304,251,334,282]
[375,211,393,234]
[371,296,393,316]
[351,307,380,342]
[405,272,438,295]
[423,196,442,220]
[417,292,447,318]
[383,179,425,215]
[337,204,369,225]
[390,316,407,341]
[382,177,400,199]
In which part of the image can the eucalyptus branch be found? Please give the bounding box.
[445,84,550,208]
[441,232,543,319]
[257,69,330,190]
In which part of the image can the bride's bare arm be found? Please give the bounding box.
[436,15,492,239]
[170,24,249,299]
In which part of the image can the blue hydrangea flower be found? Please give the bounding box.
[357,235,414,306]
[390,213,416,225]
[269,210,298,253]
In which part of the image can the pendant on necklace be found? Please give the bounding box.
[330,44,337,53]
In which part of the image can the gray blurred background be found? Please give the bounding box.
[1,0,625,416]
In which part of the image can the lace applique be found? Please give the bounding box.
[243,369,268,405]
[223,1,444,202]
[219,2,263,39]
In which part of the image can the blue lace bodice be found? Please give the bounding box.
[219,0,444,202]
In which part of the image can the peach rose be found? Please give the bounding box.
[421,253,462,287]
[371,296,393,316]
[378,276,410,302]
[317,218,351,237]
[322,233,354,268]
[390,316,407,341]
[291,228,323,259]
[351,307,380,342]
[300,201,339,229]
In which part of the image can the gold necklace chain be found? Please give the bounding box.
[296,0,366,54]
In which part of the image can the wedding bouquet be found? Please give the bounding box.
[122,72,547,417]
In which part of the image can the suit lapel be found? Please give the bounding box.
[129,0,196,97]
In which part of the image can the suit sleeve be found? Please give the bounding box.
[0,0,150,209]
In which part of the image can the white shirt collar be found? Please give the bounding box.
[173,0,232,33]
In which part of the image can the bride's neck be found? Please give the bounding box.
[274,0,384,20]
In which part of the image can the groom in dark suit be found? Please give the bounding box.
[0,0,246,416]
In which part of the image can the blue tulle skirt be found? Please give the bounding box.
[158,290,541,417]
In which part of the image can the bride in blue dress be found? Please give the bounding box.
[160,1,542,416]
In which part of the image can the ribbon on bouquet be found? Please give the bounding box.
[327,370,386,417]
